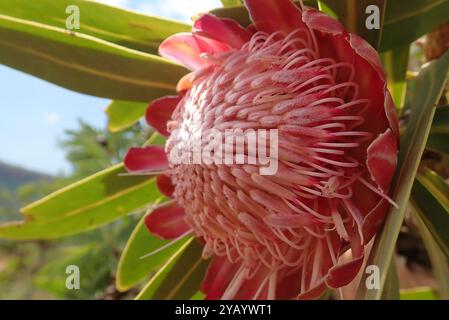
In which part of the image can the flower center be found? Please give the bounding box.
[165,29,374,294]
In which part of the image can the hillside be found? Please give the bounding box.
[0,160,51,191]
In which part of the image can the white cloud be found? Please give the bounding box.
[45,112,60,125]
[136,0,222,23]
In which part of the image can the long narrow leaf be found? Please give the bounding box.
[381,45,410,109]
[412,170,449,258]
[427,105,449,155]
[0,164,160,239]
[412,205,449,299]
[136,239,208,300]
[0,15,187,101]
[116,213,191,291]
[0,0,190,54]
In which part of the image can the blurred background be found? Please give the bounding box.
[0,0,220,299]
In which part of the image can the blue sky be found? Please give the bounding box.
[0,0,221,175]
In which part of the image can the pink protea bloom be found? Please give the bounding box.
[124,0,399,299]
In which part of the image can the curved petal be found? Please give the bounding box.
[348,33,385,79]
[145,202,190,239]
[156,173,175,197]
[362,198,389,242]
[176,72,195,92]
[366,129,398,192]
[201,256,241,300]
[124,146,168,173]
[244,0,303,35]
[146,95,182,136]
[159,33,231,71]
[297,282,327,300]
[194,14,251,48]
[325,255,364,288]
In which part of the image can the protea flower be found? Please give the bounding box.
[124,0,399,299]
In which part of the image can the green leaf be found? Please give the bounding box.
[412,205,449,299]
[191,291,206,300]
[381,45,410,109]
[0,15,187,102]
[211,1,317,27]
[0,164,161,239]
[136,239,209,300]
[116,212,191,291]
[0,0,190,54]
[381,260,400,300]
[400,287,438,300]
[106,100,148,133]
[356,50,449,300]
[221,0,242,7]
[427,105,449,155]
[146,132,167,147]
[380,0,449,52]
[318,0,387,49]
[412,170,449,259]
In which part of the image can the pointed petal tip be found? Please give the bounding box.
[194,14,251,48]
[159,33,230,71]
[325,255,364,289]
[145,202,190,240]
[145,95,182,137]
[124,146,168,173]
[366,128,398,192]
[156,173,175,197]
[244,0,303,34]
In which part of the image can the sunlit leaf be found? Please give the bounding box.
[356,50,449,300]
[190,291,206,300]
[221,0,242,7]
[0,15,187,101]
[0,0,190,54]
[400,287,438,300]
[106,100,148,133]
[0,164,161,239]
[136,239,208,300]
[116,212,191,291]
[381,45,410,109]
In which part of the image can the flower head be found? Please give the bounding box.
[125,0,399,299]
